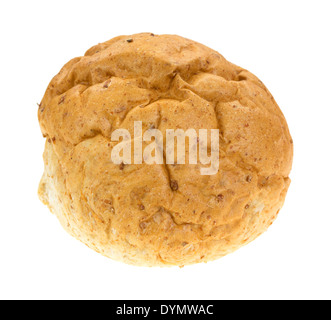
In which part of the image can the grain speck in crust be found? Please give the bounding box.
[38,33,293,267]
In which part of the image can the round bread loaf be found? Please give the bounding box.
[38,33,293,266]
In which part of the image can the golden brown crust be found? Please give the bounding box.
[38,33,293,266]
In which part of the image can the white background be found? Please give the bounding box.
[0,0,330,300]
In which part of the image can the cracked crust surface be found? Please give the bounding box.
[38,33,293,266]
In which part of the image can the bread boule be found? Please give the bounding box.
[38,33,293,266]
